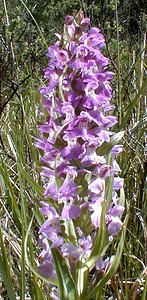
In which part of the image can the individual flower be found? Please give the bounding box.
[38,235,57,279]
[95,255,114,272]
[61,228,92,261]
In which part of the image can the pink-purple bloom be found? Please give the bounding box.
[36,11,125,294]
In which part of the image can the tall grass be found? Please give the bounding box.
[0,1,146,299]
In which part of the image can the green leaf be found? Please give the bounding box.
[85,214,129,299]
[77,265,88,300]
[62,220,78,245]
[119,187,125,206]
[51,248,79,300]
[105,153,114,211]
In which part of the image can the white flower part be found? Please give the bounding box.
[88,178,105,194]
[90,203,102,228]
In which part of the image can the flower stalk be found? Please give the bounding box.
[36,10,125,299]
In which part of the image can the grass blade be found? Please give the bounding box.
[0,225,16,300]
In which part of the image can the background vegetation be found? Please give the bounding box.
[0,0,146,299]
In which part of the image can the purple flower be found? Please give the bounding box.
[43,176,58,199]
[58,167,77,202]
[61,103,75,121]
[65,15,74,25]
[38,235,57,279]
[88,178,105,195]
[81,143,105,167]
[110,205,125,217]
[61,139,83,160]
[96,255,114,272]
[61,230,92,261]
[108,216,123,236]
[61,202,81,220]
[113,178,124,190]
[61,243,83,261]
[63,112,95,141]
[36,11,125,285]
[39,202,59,218]
[112,145,123,155]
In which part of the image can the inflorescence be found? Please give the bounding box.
[36,10,124,293]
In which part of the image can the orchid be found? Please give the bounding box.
[36,10,126,299]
